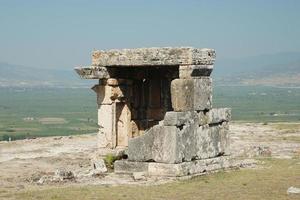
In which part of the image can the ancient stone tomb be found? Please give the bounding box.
[75,47,231,176]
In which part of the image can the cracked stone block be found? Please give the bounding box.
[207,108,231,124]
[163,111,198,126]
[127,121,229,164]
[198,108,231,126]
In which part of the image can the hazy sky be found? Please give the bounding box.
[0,0,299,69]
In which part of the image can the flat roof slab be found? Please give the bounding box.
[91,47,216,67]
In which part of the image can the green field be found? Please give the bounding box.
[0,85,300,141]
[214,85,300,122]
[0,88,98,141]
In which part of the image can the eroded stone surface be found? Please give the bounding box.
[171,79,194,111]
[127,122,229,164]
[163,111,196,126]
[198,108,231,126]
[115,156,231,177]
[193,77,212,111]
[91,47,216,67]
[75,66,114,79]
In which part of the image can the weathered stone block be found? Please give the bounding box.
[171,79,194,112]
[163,111,197,126]
[199,122,230,158]
[91,47,216,67]
[193,77,212,111]
[114,160,149,174]
[75,66,115,79]
[198,111,209,125]
[127,125,156,162]
[207,108,231,124]
[128,125,181,164]
[148,156,230,177]
[97,104,115,148]
[128,119,229,164]
[179,65,213,78]
[198,108,231,126]
[92,84,128,104]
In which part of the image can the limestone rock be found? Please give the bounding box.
[198,111,210,125]
[132,172,147,181]
[114,160,149,174]
[147,156,230,177]
[171,79,194,111]
[90,156,108,173]
[75,66,115,79]
[287,187,300,195]
[127,121,229,164]
[91,47,216,67]
[197,108,231,126]
[163,111,197,126]
[207,108,231,124]
[193,77,212,111]
[128,125,180,163]
[54,169,75,181]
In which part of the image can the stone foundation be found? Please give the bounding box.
[114,156,231,177]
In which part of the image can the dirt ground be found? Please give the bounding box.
[0,122,300,199]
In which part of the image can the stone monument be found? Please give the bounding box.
[75,47,231,177]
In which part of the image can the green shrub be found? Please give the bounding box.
[103,154,121,169]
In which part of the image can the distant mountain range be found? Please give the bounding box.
[1,51,300,88]
[0,62,94,88]
[213,51,300,86]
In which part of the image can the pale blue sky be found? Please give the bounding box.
[0,0,299,69]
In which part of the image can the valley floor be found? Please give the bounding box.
[0,122,299,200]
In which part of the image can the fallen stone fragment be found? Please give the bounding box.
[287,187,300,195]
[90,155,108,173]
[54,169,75,181]
[132,172,147,181]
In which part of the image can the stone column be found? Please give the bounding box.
[92,78,132,149]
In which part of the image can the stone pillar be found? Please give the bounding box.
[92,78,132,149]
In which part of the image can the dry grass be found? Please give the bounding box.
[272,123,300,132]
[3,158,300,200]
